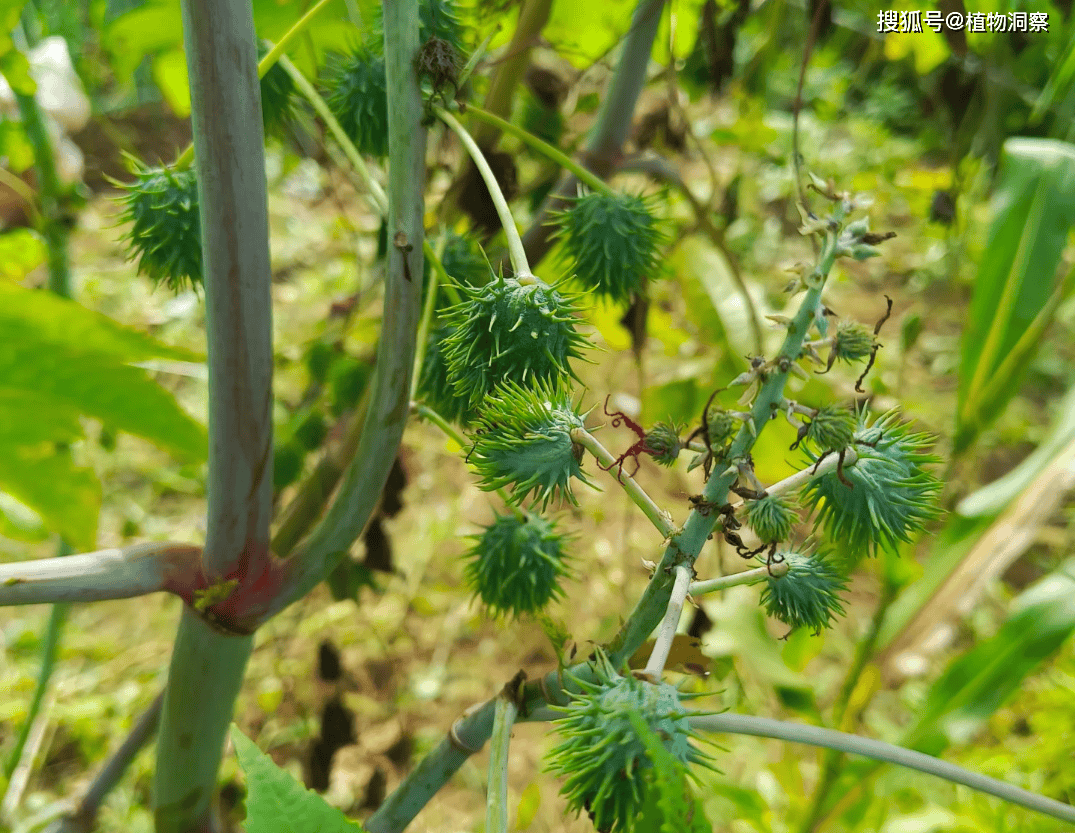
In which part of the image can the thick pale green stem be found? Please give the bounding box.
[486,698,517,833]
[571,428,674,539]
[437,106,531,277]
[173,0,335,170]
[691,713,1075,825]
[155,0,273,828]
[155,610,254,833]
[264,0,425,617]
[690,561,787,596]
[643,565,691,677]
[0,543,202,606]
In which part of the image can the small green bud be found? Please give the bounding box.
[802,409,942,556]
[442,273,589,408]
[322,44,389,158]
[466,380,591,509]
[644,422,684,467]
[806,403,857,452]
[745,493,795,543]
[831,320,875,364]
[115,162,202,292]
[706,408,737,451]
[554,191,663,303]
[464,511,571,618]
[546,652,713,832]
[761,551,848,634]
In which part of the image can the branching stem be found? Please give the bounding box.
[464,104,610,195]
[570,428,675,539]
[690,562,787,596]
[691,712,1075,825]
[435,105,532,278]
[643,565,692,678]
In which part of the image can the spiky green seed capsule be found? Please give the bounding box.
[116,163,202,292]
[806,404,857,452]
[745,493,795,543]
[467,380,591,508]
[442,273,589,407]
[761,551,848,634]
[440,230,490,287]
[803,410,942,557]
[417,325,476,425]
[644,422,684,467]
[707,409,737,449]
[546,653,712,833]
[323,45,389,158]
[832,320,875,363]
[257,41,295,136]
[555,191,663,303]
[422,230,490,312]
[464,511,571,618]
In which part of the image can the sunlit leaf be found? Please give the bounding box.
[231,726,366,833]
[955,138,1075,454]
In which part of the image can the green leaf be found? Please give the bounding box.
[0,284,207,548]
[0,393,101,548]
[955,139,1075,454]
[0,1,35,96]
[957,385,1075,517]
[230,726,367,833]
[0,230,47,280]
[904,559,1075,755]
[515,781,541,831]
[152,48,191,118]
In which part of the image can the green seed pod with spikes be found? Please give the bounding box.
[257,41,295,137]
[422,230,490,311]
[417,325,476,426]
[644,422,684,467]
[115,162,202,293]
[803,410,942,557]
[440,230,490,287]
[322,44,389,158]
[745,493,795,543]
[806,403,857,452]
[761,551,848,634]
[831,319,875,364]
[442,273,589,407]
[464,511,571,618]
[467,380,592,509]
[546,652,713,832]
[554,191,663,303]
